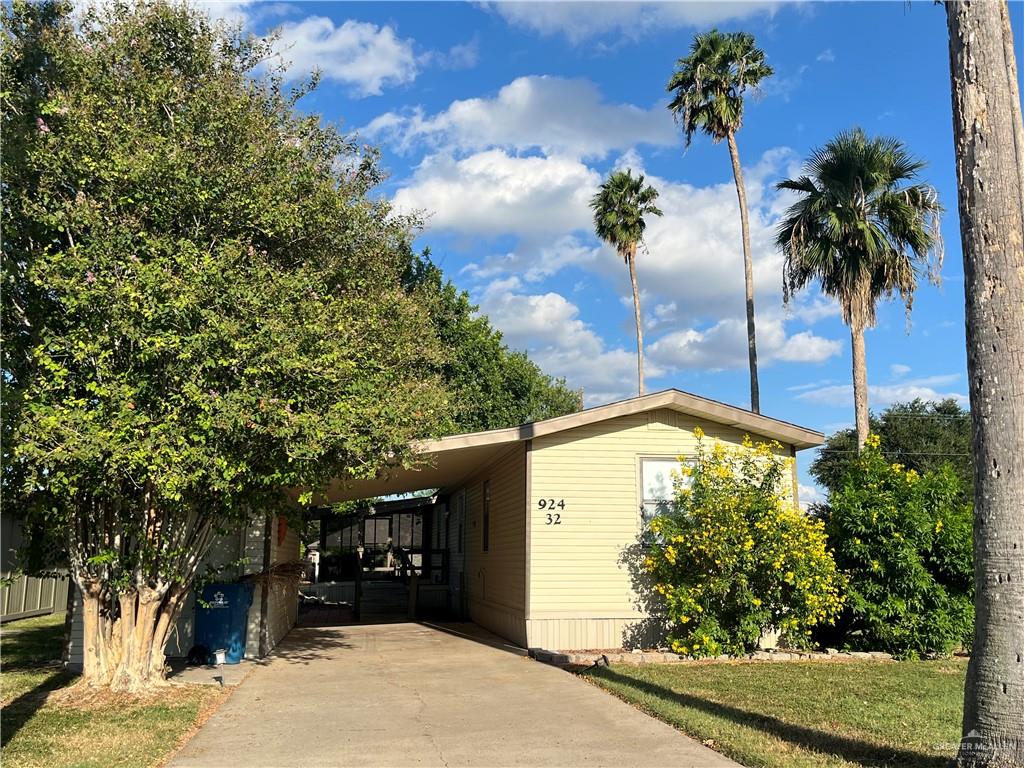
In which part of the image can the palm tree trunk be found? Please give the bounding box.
[849,319,870,452]
[946,2,1024,764]
[726,131,760,414]
[627,243,645,396]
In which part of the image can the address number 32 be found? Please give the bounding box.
[538,498,565,524]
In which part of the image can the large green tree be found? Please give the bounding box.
[589,169,662,396]
[776,129,943,450]
[403,252,581,432]
[810,398,971,499]
[945,1,1024,762]
[666,29,772,414]
[1,1,449,691]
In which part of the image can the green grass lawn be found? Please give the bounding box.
[1,612,222,768]
[584,659,966,768]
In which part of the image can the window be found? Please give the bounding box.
[482,481,491,552]
[640,457,692,526]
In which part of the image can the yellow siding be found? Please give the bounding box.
[458,444,527,646]
[527,409,796,650]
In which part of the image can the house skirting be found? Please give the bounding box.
[468,597,527,648]
[525,616,668,652]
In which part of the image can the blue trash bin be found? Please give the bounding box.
[194,582,253,664]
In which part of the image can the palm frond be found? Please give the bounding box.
[775,129,943,327]
[590,170,663,262]
[666,28,773,145]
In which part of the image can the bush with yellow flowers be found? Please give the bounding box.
[646,429,844,657]
[821,434,973,657]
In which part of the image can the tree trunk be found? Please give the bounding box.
[850,318,870,451]
[946,2,1024,765]
[78,580,178,692]
[727,130,760,414]
[627,243,645,396]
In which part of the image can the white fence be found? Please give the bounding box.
[299,581,356,604]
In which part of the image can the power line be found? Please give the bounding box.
[815,449,970,457]
[873,413,970,420]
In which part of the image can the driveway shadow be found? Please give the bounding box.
[587,667,949,768]
[418,621,529,657]
[257,627,354,666]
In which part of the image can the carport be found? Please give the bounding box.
[303,429,527,632]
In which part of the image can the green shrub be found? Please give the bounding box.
[646,429,844,657]
[822,434,973,657]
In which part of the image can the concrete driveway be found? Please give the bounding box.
[169,622,739,768]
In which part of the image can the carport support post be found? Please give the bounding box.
[353,552,361,621]
[259,514,273,657]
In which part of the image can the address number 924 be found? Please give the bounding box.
[538,499,565,525]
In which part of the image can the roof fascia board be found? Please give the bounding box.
[416,389,822,455]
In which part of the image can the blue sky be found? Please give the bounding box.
[206,1,1022,503]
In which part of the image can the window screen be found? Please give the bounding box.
[640,457,691,525]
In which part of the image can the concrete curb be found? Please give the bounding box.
[529,647,895,667]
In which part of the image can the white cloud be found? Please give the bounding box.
[816,48,835,63]
[419,37,480,71]
[273,17,418,96]
[624,148,797,321]
[795,374,968,408]
[464,236,601,283]
[787,378,838,393]
[648,315,841,372]
[192,0,256,26]
[364,76,675,159]
[489,1,780,44]
[392,150,599,237]
[790,296,841,324]
[798,483,827,509]
[890,363,912,378]
[476,278,643,404]
[76,0,262,27]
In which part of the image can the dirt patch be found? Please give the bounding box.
[44,679,213,710]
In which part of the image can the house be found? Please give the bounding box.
[66,387,822,666]
[320,388,823,652]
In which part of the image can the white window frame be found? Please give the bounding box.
[637,456,694,527]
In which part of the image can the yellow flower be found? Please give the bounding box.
[751,597,762,607]
[865,433,881,448]
[693,426,704,440]
[935,519,944,533]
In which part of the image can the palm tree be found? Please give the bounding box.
[775,128,943,450]
[667,29,773,414]
[590,170,663,396]
[946,1,1024,760]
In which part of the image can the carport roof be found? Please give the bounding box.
[318,388,824,503]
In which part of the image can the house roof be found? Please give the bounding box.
[317,388,823,503]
